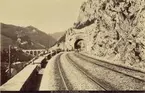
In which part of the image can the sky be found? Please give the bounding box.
[0,0,85,34]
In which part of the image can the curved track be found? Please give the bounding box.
[66,54,117,90]
[56,54,69,90]
[67,52,145,90]
[40,52,145,90]
[74,53,145,82]
[54,54,73,90]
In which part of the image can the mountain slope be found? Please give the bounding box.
[1,35,14,50]
[1,23,56,50]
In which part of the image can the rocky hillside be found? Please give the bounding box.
[1,23,56,50]
[65,0,145,69]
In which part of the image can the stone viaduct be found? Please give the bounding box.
[22,49,47,56]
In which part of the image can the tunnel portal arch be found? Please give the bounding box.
[74,39,85,50]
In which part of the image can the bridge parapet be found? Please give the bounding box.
[0,64,38,91]
[0,50,61,91]
[0,54,50,91]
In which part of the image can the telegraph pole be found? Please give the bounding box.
[8,45,11,78]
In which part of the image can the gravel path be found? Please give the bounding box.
[69,53,145,90]
[39,53,63,90]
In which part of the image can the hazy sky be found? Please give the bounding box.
[0,0,85,34]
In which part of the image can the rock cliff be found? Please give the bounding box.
[65,0,145,68]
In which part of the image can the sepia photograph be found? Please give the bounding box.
[0,0,145,92]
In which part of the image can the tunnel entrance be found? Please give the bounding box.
[74,39,85,51]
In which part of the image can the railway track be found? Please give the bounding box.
[54,54,72,90]
[68,52,145,90]
[60,53,105,90]
[65,54,117,91]
[74,53,145,82]
[56,55,69,90]
[40,52,145,90]
[40,53,105,90]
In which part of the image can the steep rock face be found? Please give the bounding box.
[66,0,145,66]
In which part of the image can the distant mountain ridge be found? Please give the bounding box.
[51,32,65,41]
[1,23,56,50]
